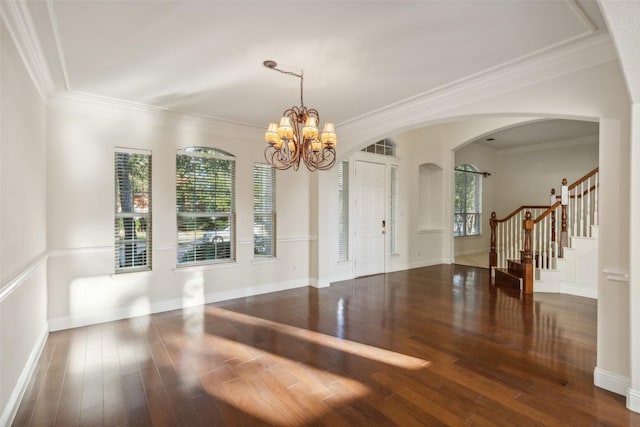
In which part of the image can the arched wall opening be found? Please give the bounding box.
[450,118,600,268]
[314,57,631,401]
[323,112,627,403]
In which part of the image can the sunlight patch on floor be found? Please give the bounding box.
[206,306,431,370]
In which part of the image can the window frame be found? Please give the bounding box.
[176,147,236,266]
[253,163,276,258]
[362,139,396,157]
[114,148,152,273]
[338,160,350,262]
[454,163,482,237]
[390,165,399,254]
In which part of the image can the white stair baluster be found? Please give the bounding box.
[500,222,504,268]
[567,191,572,238]
[587,176,592,237]
[519,211,523,257]
[545,216,549,270]
[593,172,600,229]
[569,186,580,237]
[552,205,562,269]
[539,218,544,271]
[510,216,514,262]
[580,181,585,237]
[540,217,544,271]
[503,221,506,267]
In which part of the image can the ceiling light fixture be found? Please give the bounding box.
[263,60,337,171]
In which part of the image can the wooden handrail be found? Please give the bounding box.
[533,201,562,224]
[495,205,549,223]
[554,184,598,200]
[567,167,598,191]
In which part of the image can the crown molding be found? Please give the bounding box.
[337,33,617,149]
[0,0,53,101]
[48,91,262,138]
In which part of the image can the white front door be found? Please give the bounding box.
[355,161,386,277]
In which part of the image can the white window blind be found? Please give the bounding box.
[338,161,349,261]
[176,147,235,265]
[115,149,152,272]
[253,164,276,257]
[390,165,399,254]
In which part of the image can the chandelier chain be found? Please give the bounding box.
[265,63,304,107]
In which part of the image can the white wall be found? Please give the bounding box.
[493,137,599,215]
[45,94,315,330]
[0,19,49,426]
[597,0,640,411]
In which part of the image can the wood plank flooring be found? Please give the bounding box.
[13,264,640,426]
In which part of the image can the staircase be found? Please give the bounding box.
[534,227,598,298]
[490,168,599,297]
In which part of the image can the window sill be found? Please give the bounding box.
[110,269,153,279]
[173,261,238,272]
[252,257,277,265]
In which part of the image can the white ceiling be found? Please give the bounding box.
[474,119,599,150]
[25,0,608,131]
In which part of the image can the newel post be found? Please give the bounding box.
[560,178,569,258]
[522,211,534,294]
[489,212,497,270]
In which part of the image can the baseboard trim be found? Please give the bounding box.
[389,259,447,273]
[1,326,48,427]
[594,367,629,396]
[559,284,597,299]
[627,388,640,413]
[308,279,331,289]
[454,249,487,257]
[49,278,311,331]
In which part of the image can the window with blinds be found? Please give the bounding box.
[176,147,235,265]
[115,149,152,273]
[338,161,349,261]
[253,164,276,257]
[390,166,399,254]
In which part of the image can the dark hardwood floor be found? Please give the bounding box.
[13,264,640,426]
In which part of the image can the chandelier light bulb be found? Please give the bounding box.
[265,122,279,145]
[303,116,319,139]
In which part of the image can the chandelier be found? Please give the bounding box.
[263,60,337,171]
